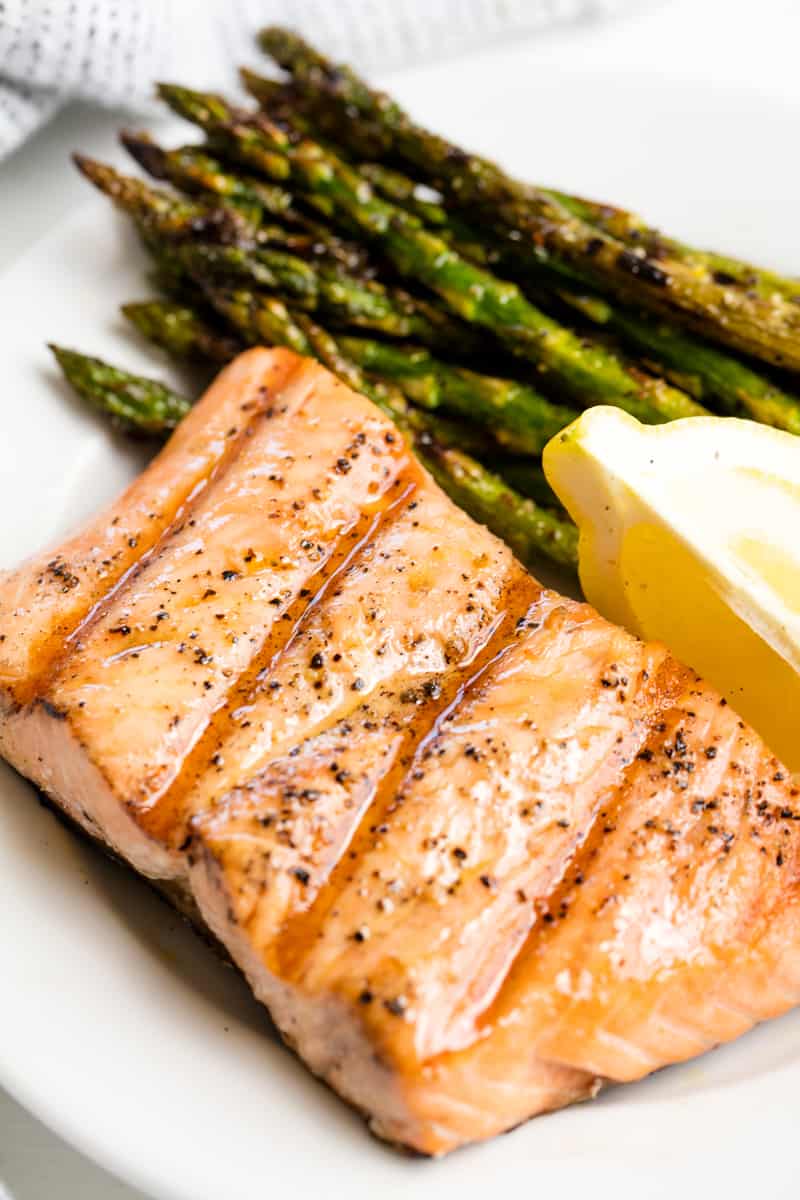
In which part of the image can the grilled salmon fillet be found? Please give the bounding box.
[2,346,799,1155]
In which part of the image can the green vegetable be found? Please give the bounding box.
[257,27,800,371]
[49,344,190,433]
[339,336,576,455]
[156,82,703,423]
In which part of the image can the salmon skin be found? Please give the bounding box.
[2,347,799,1155]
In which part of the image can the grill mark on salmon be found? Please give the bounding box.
[266,582,538,976]
[182,479,525,811]
[189,483,537,961]
[281,596,681,1062]
[2,347,800,1157]
[43,372,408,815]
[143,485,416,848]
[46,401,268,692]
[0,351,297,707]
[0,352,411,876]
[414,679,800,1103]
[269,589,541,983]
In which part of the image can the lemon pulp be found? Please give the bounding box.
[543,407,800,770]
[622,521,800,766]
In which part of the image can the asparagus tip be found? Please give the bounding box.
[48,343,96,388]
[71,151,93,177]
[48,342,80,368]
[256,25,284,46]
[155,82,193,113]
[119,130,167,179]
[257,25,303,54]
[156,81,207,109]
[120,299,164,335]
[72,153,118,195]
[47,341,69,364]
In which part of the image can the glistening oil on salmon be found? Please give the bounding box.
[3,350,800,1155]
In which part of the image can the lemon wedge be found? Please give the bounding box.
[543,407,800,769]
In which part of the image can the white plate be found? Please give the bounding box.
[2,56,800,1200]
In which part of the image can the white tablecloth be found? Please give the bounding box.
[2,0,799,1194]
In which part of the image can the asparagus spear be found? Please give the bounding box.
[122,300,242,363]
[119,139,785,436]
[157,84,703,423]
[378,199,800,434]
[345,163,443,227]
[239,129,797,431]
[548,189,800,305]
[122,293,562,453]
[338,337,576,454]
[170,240,476,347]
[81,155,476,351]
[235,93,532,281]
[351,155,795,424]
[112,123,792,437]
[364,170,800,431]
[253,32,398,153]
[486,457,565,511]
[355,162,498,268]
[120,126,719,446]
[120,132,373,274]
[122,296,496,458]
[81,150,364,277]
[258,28,800,371]
[345,161,800,429]
[77,152,306,255]
[121,131,292,218]
[243,81,684,295]
[236,94,454,249]
[73,153,250,243]
[124,290,394,412]
[49,344,190,433]
[244,48,800,308]
[556,290,800,432]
